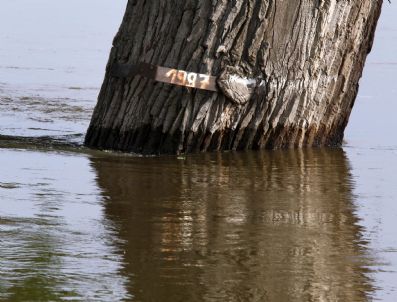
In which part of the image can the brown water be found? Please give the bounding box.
[1,1,397,301]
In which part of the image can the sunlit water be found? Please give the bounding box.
[1,1,397,301]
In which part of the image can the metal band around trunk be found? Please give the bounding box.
[110,62,218,92]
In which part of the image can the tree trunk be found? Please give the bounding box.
[85,0,383,155]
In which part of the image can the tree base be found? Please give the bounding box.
[85,122,344,155]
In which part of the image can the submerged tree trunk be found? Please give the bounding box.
[85,0,383,154]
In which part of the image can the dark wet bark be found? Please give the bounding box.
[85,0,383,155]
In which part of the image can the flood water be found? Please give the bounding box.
[1,1,397,301]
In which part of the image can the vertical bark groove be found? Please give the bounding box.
[85,0,383,154]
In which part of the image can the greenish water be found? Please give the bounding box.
[1,1,397,301]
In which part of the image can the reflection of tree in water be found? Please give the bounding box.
[92,149,374,301]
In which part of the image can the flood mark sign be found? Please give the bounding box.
[110,62,218,92]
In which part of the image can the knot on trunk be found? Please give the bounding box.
[217,66,266,106]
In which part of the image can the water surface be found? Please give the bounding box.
[1,1,397,301]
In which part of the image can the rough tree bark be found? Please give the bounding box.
[85,0,383,154]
